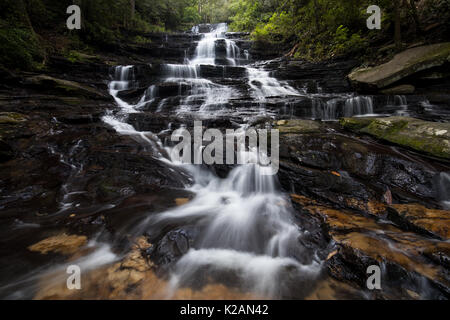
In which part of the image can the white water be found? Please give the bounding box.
[310,95,375,120]
[344,96,374,117]
[100,24,322,298]
[247,67,300,101]
[191,23,241,66]
[158,25,241,113]
[437,172,450,209]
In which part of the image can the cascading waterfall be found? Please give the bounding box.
[100,23,322,298]
[149,129,321,298]
[310,96,374,120]
[247,67,300,101]
[344,96,374,117]
[157,25,241,113]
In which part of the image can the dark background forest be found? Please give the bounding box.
[1,0,449,71]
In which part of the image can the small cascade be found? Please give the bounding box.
[146,145,321,298]
[109,65,138,112]
[344,96,374,117]
[392,95,410,116]
[103,66,166,157]
[191,23,241,66]
[436,172,450,209]
[311,99,340,121]
[247,68,300,102]
[162,64,199,80]
[395,95,408,106]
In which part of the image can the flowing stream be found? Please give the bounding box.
[2,23,448,300]
[102,23,322,298]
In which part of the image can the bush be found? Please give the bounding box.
[0,24,44,70]
[332,25,367,55]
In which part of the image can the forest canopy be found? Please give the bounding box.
[1,0,449,70]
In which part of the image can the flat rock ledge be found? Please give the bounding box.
[340,117,450,159]
[348,43,450,90]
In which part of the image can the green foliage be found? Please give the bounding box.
[0,25,44,70]
[332,26,367,55]
[228,0,432,60]
[252,11,296,43]
[0,0,446,70]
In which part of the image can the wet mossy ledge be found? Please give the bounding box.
[348,43,450,92]
[340,117,450,160]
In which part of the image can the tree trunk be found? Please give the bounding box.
[313,0,320,34]
[394,0,402,50]
[130,0,135,24]
[408,0,421,35]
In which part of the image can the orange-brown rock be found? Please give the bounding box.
[389,204,450,239]
[28,234,87,255]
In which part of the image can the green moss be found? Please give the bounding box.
[341,117,450,159]
[339,118,373,131]
[361,118,409,138]
[0,112,27,124]
[276,120,322,134]
[0,25,44,70]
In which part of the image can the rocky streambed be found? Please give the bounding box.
[0,24,449,300]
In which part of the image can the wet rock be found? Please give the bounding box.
[175,198,190,206]
[274,58,359,93]
[291,195,450,298]
[25,75,108,99]
[0,112,27,125]
[388,204,450,239]
[278,120,444,209]
[28,234,87,255]
[199,65,248,79]
[35,237,254,299]
[348,43,450,90]
[381,84,415,95]
[340,117,450,159]
[147,228,194,267]
[305,277,365,300]
[275,119,322,134]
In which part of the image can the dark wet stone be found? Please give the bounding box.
[146,228,194,266]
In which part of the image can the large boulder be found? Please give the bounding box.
[276,119,441,208]
[291,195,450,299]
[340,117,450,159]
[348,43,450,90]
[25,75,108,99]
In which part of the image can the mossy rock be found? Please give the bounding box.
[26,75,106,99]
[349,43,450,89]
[275,119,323,134]
[0,112,27,124]
[339,118,373,131]
[340,117,450,159]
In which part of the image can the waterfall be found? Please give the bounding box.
[344,96,374,117]
[100,23,322,298]
[190,23,240,66]
[437,172,450,209]
[247,68,300,101]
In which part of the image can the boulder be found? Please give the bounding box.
[380,84,415,95]
[275,119,323,134]
[340,117,450,159]
[28,234,87,255]
[25,75,107,99]
[291,195,450,298]
[348,43,450,89]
